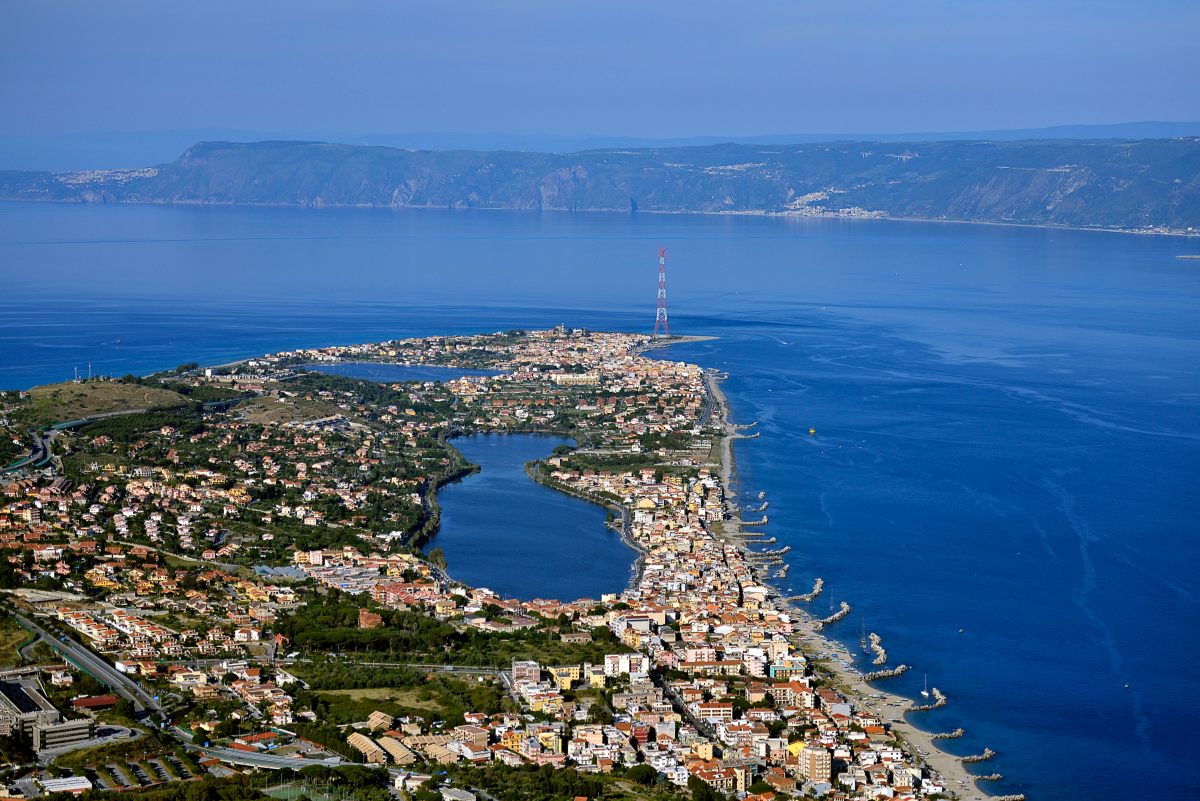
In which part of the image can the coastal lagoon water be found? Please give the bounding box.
[424,434,635,602]
[2,201,1198,801]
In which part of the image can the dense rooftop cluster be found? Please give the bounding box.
[0,329,975,801]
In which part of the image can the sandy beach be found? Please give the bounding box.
[702,368,994,799]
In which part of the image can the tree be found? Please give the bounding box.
[627,764,657,786]
[428,547,447,569]
[689,775,719,801]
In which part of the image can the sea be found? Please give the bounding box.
[2,201,1197,801]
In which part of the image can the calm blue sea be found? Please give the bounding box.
[2,201,1198,800]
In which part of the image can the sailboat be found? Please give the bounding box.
[859,622,869,653]
[920,674,930,698]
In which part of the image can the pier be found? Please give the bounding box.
[741,515,768,526]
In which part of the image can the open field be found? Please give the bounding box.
[238,395,344,424]
[316,687,442,711]
[0,614,33,667]
[27,381,189,423]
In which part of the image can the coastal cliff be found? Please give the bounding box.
[1,137,1198,232]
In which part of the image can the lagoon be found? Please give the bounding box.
[427,434,637,602]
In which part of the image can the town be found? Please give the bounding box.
[1,329,995,801]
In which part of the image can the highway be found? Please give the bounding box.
[196,746,344,770]
[11,611,164,722]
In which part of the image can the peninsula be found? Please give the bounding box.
[1,329,1004,801]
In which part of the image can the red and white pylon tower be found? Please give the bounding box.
[653,248,670,338]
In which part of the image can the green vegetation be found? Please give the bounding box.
[0,613,33,667]
[0,732,35,766]
[54,730,173,772]
[76,407,205,442]
[439,762,688,801]
[47,776,268,801]
[22,380,189,425]
[289,663,507,726]
[275,592,629,666]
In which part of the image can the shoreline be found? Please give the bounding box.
[700,362,993,799]
[2,196,1195,239]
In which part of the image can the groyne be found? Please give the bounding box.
[910,688,948,712]
[863,664,908,681]
[815,600,851,629]
[930,728,964,740]
[961,747,996,764]
[868,632,888,665]
[789,578,823,603]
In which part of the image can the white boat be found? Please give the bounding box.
[920,674,930,698]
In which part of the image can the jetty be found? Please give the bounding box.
[930,728,964,740]
[961,747,996,764]
[976,773,1004,782]
[815,600,851,629]
[741,515,768,526]
[775,564,790,579]
[911,687,948,712]
[868,632,888,665]
[788,577,824,603]
[863,664,908,681]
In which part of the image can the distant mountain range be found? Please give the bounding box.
[1,137,1198,232]
[4,121,1200,171]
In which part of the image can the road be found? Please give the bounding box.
[11,611,164,722]
[195,746,344,770]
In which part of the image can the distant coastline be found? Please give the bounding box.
[1,136,1196,236]
[2,194,1195,239]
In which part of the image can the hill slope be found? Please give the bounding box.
[1,138,1198,231]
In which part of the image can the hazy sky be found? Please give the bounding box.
[3,0,1198,137]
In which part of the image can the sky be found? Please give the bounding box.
[1,0,1198,139]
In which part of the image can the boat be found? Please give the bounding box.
[920,674,930,698]
[859,623,869,653]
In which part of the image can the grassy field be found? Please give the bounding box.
[317,687,442,711]
[239,395,346,424]
[27,380,189,423]
[0,614,34,667]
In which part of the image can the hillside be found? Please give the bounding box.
[1,137,1198,231]
[25,381,190,425]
